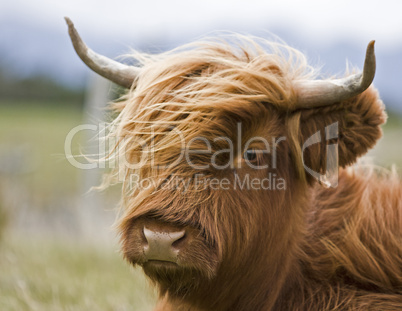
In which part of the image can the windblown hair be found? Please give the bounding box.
[93,34,401,310]
[103,35,314,199]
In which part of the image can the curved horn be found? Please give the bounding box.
[294,41,376,108]
[65,17,138,88]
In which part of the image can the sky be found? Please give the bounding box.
[2,0,402,48]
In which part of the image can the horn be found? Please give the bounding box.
[65,17,139,88]
[294,41,376,108]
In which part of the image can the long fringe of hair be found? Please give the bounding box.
[99,34,318,215]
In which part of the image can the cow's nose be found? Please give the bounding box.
[143,227,186,263]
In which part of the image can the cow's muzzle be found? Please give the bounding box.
[143,226,186,263]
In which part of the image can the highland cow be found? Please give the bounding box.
[66,18,402,310]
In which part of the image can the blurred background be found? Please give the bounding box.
[0,1,401,310]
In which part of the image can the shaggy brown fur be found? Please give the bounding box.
[101,35,402,310]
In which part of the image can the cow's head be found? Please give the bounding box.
[66,18,385,303]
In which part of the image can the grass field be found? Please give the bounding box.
[0,103,83,198]
[0,102,400,310]
[0,235,156,311]
[0,102,158,310]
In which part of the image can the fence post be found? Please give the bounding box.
[78,73,113,243]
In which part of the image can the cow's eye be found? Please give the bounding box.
[243,149,258,162]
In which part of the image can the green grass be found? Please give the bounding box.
[366,110,402,169]
[0,102,84,199]
[367,129,402,169]
[0,236,156,311]
[0,102,157,309]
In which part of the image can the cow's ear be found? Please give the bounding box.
[294,86,386,183]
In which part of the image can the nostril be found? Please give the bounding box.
[141,227,148,244]
[172,232,187,248]
[168,229,186,244]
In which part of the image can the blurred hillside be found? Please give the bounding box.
[0,68,84,106]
